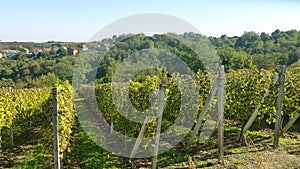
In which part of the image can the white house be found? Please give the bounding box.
[0,53,3,58]
[81,45,89,52]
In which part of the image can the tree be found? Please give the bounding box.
[271,29,282,41]
[261,32,272,42]
[235,31,262,54]
[218,47,254,70]
[263,40,275,53]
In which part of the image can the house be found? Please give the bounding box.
[0,53,3,58]
[32,48,43,55]
[44,48,52,52]
[2,50,20,58]
[2,49,20,54]
[21,48,30,54]
[100,44,110,51]
[81,45,88,52]
[68,47,78,55]
[32,48,52,55]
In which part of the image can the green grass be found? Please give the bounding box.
[224,125,241,133]
[14,120,299,169]
[225,125,272,140]
[196,161,207,168]
[224,147,247,154]
[246,130,271,140]
[233,158,244,165]
[71,127,119,169]
[279,138,300,146]
[13,144,51,169]
[159,148,190,167]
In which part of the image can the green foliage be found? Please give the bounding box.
[225,69,276,121]
[1,30,300,168]
[218,47,255,70]
[0,87,50,130]
[0,53,76,86]
[211,30,300,70]
[1,30,300,85]
[74,127,119,169]
[78,70,210,140]
[41,82,76,157]
[225,61,300,124]
[84,60,300,136]
[96,34,206,83]
[13,144,52,169]
[0,82,76,168]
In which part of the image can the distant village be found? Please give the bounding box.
[0,43,111,59]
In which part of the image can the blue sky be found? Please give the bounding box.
[0,0,299,42]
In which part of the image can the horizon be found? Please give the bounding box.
[0,29,299,43]
[0,0,300,42]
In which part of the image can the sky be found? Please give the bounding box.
[0,0,299,42]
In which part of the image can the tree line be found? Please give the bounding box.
[1,29,300,87]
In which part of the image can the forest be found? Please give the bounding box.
[1,29,300,87]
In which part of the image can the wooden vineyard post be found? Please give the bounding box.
[10,122,14,147]
[52,87,60,169]
[240,73,279,140]
[217,66,225,163]
[282,113,299,133]
[187,65,225,162]
[188,81,218,145]
[274,65,286,149]
[110,118,114,134]
[9,87,14,147]
[152,78,167,169]
[0,128,2,153]
[130,116,149,159]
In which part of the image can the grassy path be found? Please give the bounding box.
[0,126,42,169]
